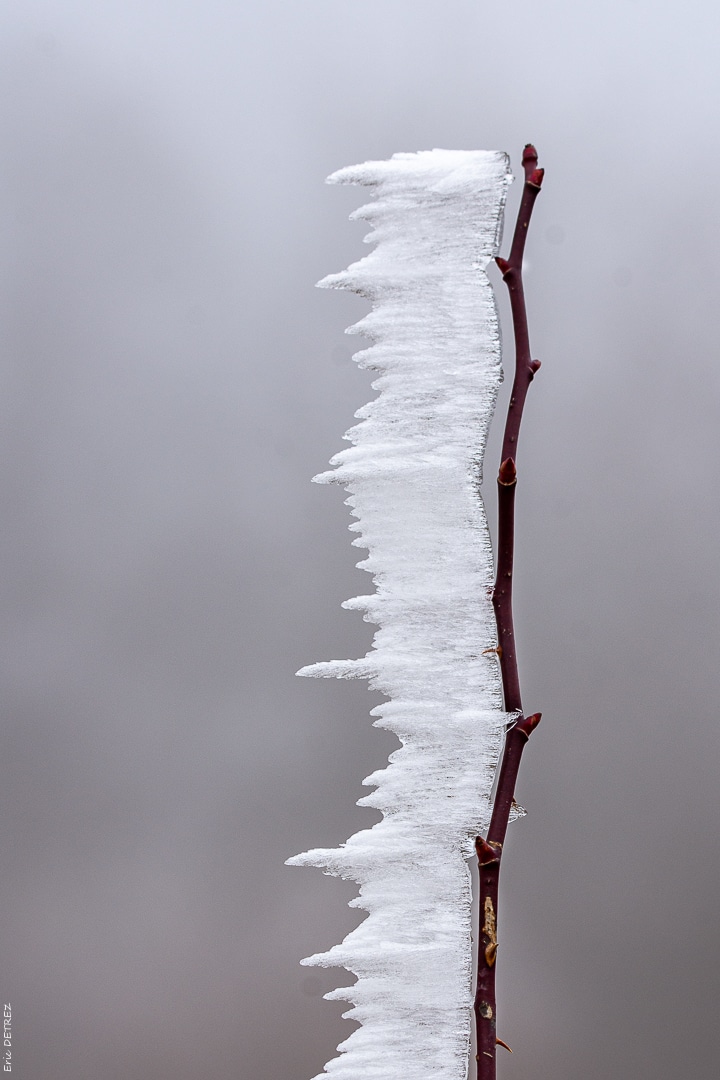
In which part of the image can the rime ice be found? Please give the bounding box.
[287,150,512,1080]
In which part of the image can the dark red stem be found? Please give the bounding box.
[474,145,544,1080]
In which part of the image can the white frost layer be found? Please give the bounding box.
[288,149,512,1080]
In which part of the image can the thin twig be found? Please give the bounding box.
[474,144,544,1080]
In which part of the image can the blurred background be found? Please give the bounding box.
[0,2,719,1078]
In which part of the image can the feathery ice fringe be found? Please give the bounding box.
[287,150,512,1080]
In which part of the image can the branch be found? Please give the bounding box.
[474,144,544,1080]
[492,143,543,714]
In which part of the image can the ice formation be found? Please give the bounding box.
[287,150,513,1080]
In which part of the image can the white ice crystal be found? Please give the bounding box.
[287,149,513,1080]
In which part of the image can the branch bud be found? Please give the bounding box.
[522,144,538,167]
[494,256,511,278]
[529,359,541,380]
[475,837,502,866]
[528,168,545,189]
[516,712,542,740]
[498,457,517,486]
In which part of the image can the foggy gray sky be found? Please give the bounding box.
[0,2,719,1078]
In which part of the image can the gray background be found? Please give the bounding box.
[1,2,718,1078]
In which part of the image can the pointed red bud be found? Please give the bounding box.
[528,168,545,189]
[475,836,502,866]
[516,712,542,740]
[494,256,511,277]
[522,144,538,166]
[498,457,517,486]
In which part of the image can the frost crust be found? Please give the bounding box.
[288,149,512,1080]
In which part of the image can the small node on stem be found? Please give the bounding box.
[528,167,545,189]
[498,457,517,487]
[494,256,511,278]
[516,712,542,741]
[522,144,538,167]
[529,359,541,380]
[475,836,502,866]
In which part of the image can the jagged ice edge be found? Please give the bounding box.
[287,149,513,1080]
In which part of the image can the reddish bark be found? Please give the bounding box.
[474,145,544,1079]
